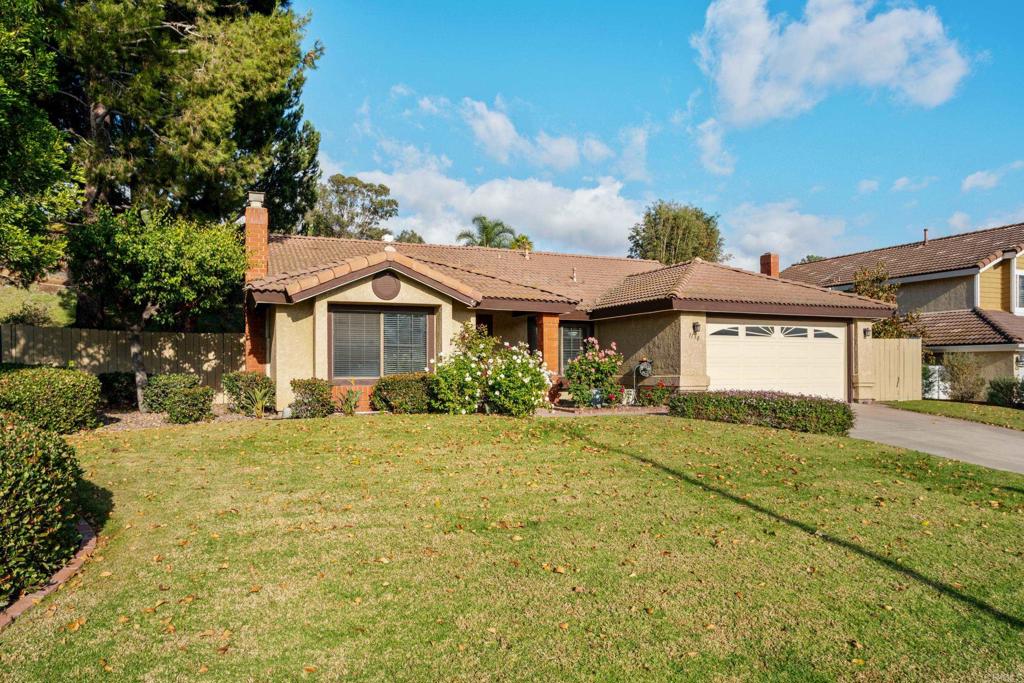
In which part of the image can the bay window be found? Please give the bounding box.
[330,307,433,381]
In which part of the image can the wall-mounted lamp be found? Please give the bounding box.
[692,321,702,335]
[863,327,871,339]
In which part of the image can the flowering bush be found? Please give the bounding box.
[485,343,552,417]
[562,337,624,407]
[429,351,484,414]
[635,380,672,406]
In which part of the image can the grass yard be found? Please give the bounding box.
[0,285,76,326]
[886,399,1024,432]
[2,415,1023,681]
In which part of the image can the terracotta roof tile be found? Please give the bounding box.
[591,258,894,313]
[780,222,1024,286]
[919,309,1024,346]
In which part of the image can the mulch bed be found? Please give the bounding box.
[96,405,253,432]
[537,404,670,417]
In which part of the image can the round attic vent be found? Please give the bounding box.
[372,272,401,300]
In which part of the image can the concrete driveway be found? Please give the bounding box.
[850,403,1024,475]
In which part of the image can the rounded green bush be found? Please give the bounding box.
[0,412,82,603]
[165,385,214,424]
[289,378,335,418]
[0,366,101,433]
[668,390,854,436]
[222,371,275,416]
[986,377,1023,408]
[371,373,431,414]
[143,373,199,413]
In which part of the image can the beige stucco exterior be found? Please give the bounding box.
[491,312,528,345]
[594,311,705,389]
[897,276,974,313]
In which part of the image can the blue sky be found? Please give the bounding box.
[292,0,1024,268]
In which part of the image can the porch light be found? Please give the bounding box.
[692,321,701,335]
[863,327,871,338]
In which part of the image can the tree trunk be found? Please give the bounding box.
[131,303,159,412]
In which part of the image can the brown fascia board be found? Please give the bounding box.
[477,298,576,314]
[587,297,893,320]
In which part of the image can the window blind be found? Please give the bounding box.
[560,324,588,371]
[383,311,428,375]
[332,311,381,377]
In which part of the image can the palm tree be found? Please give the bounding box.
[457,215,516,248]
[509,233,534,250]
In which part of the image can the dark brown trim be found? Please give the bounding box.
[477,297,576,313]
[327,304,436,385]
[249,290,288,305]
[558,310,591,321]
[587,297,891,320]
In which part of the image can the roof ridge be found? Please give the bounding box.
[698,259,893,307]
[783,221,1024,271]
[268,232,662,264]
[412,256,577,303]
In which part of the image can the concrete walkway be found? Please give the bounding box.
[850,403,1024,475]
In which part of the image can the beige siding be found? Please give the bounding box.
[979,261,1012,312]
[897,276,973,313]
[594,311,694,388]
[870,338,922,401]
[0,324,243,401]
[491,312,528,345]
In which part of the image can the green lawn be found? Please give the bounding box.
[886,399,1024,432]
[2,416,1023,682]
[0,285,76,326]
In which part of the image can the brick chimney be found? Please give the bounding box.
[759,252,780,278]
[245,191,268,282]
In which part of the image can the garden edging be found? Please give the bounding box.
[0,519,97,632]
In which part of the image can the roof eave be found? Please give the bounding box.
[588,297,893,320]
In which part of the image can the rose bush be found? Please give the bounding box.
[429,351,484,414]
[562,338,624,407]
[485,343,551,417]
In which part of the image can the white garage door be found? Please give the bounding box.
[707,320,848,400]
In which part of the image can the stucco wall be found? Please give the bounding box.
[934,350,1016,401]
[595,311,682,387]
[491,312,528,345]
[270,300,315,408]
[897,276,974,313]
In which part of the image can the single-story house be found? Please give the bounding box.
[241,193,893,410]
[781,222,1024,390]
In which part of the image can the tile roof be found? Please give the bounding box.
[262,234,661,308]
[780,222,1024,287]
[919,309,1024,346]
[591,258,894,314]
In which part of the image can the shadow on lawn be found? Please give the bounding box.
[558,423,1024,630]
[78,478,114,532]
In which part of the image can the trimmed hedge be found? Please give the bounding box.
[668,390,854,436]
[98,371,137,409]
[0,366,101,433]
[143,373,199,413]
[986,377,1023,409]
[223,371,275,416]
[0,412,83,603]
[289,378,335,418]
[371,373,431,413]
[165,386,214,424]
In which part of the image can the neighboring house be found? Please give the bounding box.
[241,193,893,410]
[782,223,1024,388]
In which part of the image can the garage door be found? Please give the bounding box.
[707,320,848,400]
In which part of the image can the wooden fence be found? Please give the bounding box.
[0,324,244,401]
[870,338,922,401]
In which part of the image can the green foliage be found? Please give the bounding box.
[669,391,854,436]
[164,386,214,424]
[303,174,399,239]
[0,366,100,433]
[457,215,516,248]
[509,234,534,250]
[429,353,484,415]
[143,373,200,413]
[336,381,362,417]
[394,229,425,244]
[851,263,922,339]
[371,373,431,414]
[627,201,724,264]
[454,321,500,361]
[940,353,986,403]
[922,364,937,398]
[223,371,275,417]
[0,285,76,326]
[797,254,826,263]
[98,371,137,409]
[0,413,82,602]
[635,381,673,407]
[0,300,54,326]
[53,1,322,228]
[986,377,1023,409]
[289,379,335,418]
[484,344,551,417]
[563,338,624,407]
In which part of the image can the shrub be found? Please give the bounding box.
[668,390,855,436]
[454,321,500,361]
[940,353,985,403]
[986,377,1023,409]
[563,338,624,407]
[0,301,54,327]
[337,382,362,417]
[143,373,199,413]
[223,371,275,417]
[429,351,484,414]
[635,380,672,407]
[485,344,552,417]
[98,371,137,409]
[371,373,431,413]
[164,386,214,424]
[0,413,83,603]
[289,378,335,418]
[0,366,101,433]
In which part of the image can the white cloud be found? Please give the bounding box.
[693,117,735,176]
[459,97,586,172]
[947,210,971,231]
[692,0,969,126]
[857,179,879,194]
[417,96,450,115]
[617,126,651,182]
[961,160,1024,192]
[722,200,845,270]
[389,83,414,98]
[891,176,935,192]
[533,132,580,171]
[582,136,614,163]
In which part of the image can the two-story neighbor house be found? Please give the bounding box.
[782,222,1024,388]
